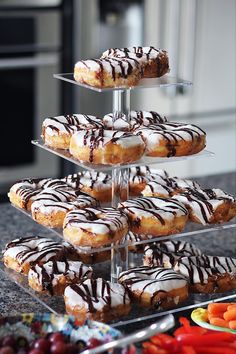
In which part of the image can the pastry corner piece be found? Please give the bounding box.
[2,236,78,275]
[101,46,170,78]
[64,277,131,322]
[74,58,141,88]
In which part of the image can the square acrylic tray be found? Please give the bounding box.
[32,139,215,172]
[11,204,236,254]
[53,73,192,93]
[1,224,236,328]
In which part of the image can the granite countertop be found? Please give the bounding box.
[0,171,235,332]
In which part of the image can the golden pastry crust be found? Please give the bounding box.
[8,190,36,211]
[190,274,236,294]
[74,247,111,264]
[69,129,145,165]
[65,302,131,323]
[63,207,129,248]
[119,196,188,237]
[42,128,71,150]
[142,53,169,78]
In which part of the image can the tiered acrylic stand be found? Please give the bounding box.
[2,73,236,327]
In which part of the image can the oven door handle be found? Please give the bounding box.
[0,54,59,70]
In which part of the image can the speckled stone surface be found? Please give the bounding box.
[0,172,235,331]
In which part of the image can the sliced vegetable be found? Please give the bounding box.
[209,317,230,328]
[142,316,236,354]
[224,309,236,322]
[207,312,224,320]
[196,347,236,354]
[176,332,235,347]
[229,321,236,330]
[207,303,233,315]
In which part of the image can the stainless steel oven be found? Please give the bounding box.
[0,1,62,192]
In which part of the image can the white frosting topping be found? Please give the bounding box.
[173,188,235,225]
[101,46,167,62]
[63,207,128,235]
[31,188,98,215]
[119,196,188,220]
[75,57,140,77]
[142,176,201,197]
[119,266,187,294]
[129,166,168,178]
[62,171,112,191]
[10,178,52,193]
[158,240,202,256]
[64,277,130,311]
[70,129,145,149]
[170,177,201,191]
[103,111,168,131]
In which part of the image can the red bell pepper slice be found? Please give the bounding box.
[181,346,196,354]
[176,332,235,347]
[196,347,236,354]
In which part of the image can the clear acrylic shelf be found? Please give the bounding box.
[32,139,215,172]
[53,73,192,92]
[2,257,236,328]
[11,204,236,254]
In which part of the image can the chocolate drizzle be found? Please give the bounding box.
[64,207,128,237]
[135,122,206,157]
[3,236,67,266]
[142,175,201,197]
[66,278,129,313]
[31,188,99,214]
[118,266,187,303]
[119,196,188,227]
[29,260,92,295]
[73,129,142,163]
[173,188,235,225]
[81,57,141,82]
[10,178,75,209]
[43,114,104,137]
[101,46,167,62]
[144,240,202,267]
[175,255,236,285]
[103,110,168,131]
[63,171,111,191]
